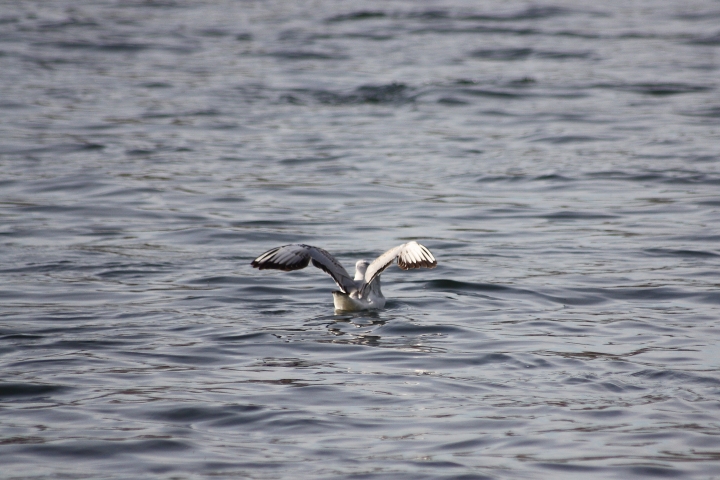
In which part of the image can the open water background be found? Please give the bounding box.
[1,1,720,478]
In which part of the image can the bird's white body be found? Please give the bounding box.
[332,289,385,311]
[332,260,386,310]
[251,242,436,311]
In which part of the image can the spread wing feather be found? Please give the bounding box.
[361,241,436,296]
[251,244,357,294]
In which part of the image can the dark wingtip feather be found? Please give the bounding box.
[256,260,307,271]
[251,245,310,271]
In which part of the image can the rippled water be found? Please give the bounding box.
[2,1,720,478]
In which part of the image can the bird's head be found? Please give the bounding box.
[354,260,370,281]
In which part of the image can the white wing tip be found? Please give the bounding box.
[397,242,437,270]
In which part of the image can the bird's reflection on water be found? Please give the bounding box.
[326,313,385,347]
[311,312,442,352]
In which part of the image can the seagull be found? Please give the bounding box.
[251,241,437,311]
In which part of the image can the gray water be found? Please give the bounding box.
[2,1,720,478]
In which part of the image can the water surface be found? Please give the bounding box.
[1,1,720,478]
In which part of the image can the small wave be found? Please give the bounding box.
[585,170,720,186]
[542,210,618,220]
[425,279,512,293]
[456,88,527,99]
[597,286,720,304]
[269,51,346,61]
[631,369,720,386]
[0,142,105,156]
[535,50,594,59]
[142,108,221,119]
[624,466,688,478]
[0,436,45,445]
[139,81,173,89]
[589,380,646,393]
[534,174,573,182]
[238,285,326,297]
[43,339,129,351]
[37,39,197,54]
[448,283,607,306]
[435,352,526,368]
[280,155,342,165]
[413,25,539,36]
[427,280,677,306]
[676,10,720,20]
[470,48,593,61]
[687,32,720,46]
[326,11,386,22]
[538,463,603,473]
[468,5,574,21]
[644,248,719,258]
[281,83,414,106]
[437,97,469,105]
[148,404,264,423]
[212,332,275,342]
[410,5,572,22]
[681,106,720,119]
[41,40,151,52]
[31,438,190,458]
[476,174,531,183]
[532,135,615,144]
[0,260,76,274]
[185,275,246,285]
[473,172,578,187]
[595,82,713,96]
[0,383,67,398]
[196,27,231,37]
[439,437,493,452]
[374,321,470,336]
[470,47,533,60]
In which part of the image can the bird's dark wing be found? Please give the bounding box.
[251,244,357,294]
